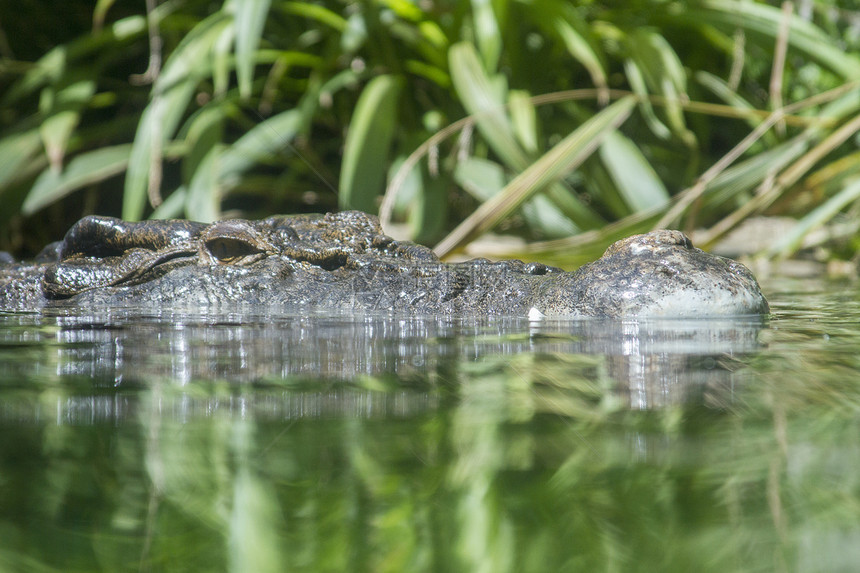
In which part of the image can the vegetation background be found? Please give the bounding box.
[0,0,859,265]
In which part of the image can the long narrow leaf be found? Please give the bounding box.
[122,13,231,220]
[339,75,404,212]
[186,145,222,222]
[554,18,607,96]
[449,42,527,170]
[122,80,197,220]
[695,0,860,79]
[38,79,96,170]
[233,0,271,99]
[434,96,636,257]
[470,0,501,72]
[767,178,860,259]
[219,109,304,177]
[598,132,669,212]
[23,145,132,215]
[0,130,42,192]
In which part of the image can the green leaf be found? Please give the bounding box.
[186,145,222,222]
[339,75,404,212]
[554,18,607,94]
[280,2,347,32]
[232,0,271,99]
[704,136,811,209]
[598,132,669,212]
[768,177,860,259]
[123,12,231,221]
[455,156,579,238]
[219,108,304,180]
[0,130,43,192]
[23,144,132,215]
[695,0,860,79]
[623,58,671,140]
[449,42,527,170]
[470,0,501,72]
[408,166,448,243]
[4,47,67,106]
[625,29,691,142]
[454,157,507,202]
[93,0,118,30]
[180,108,305,217]
[509,90,539,155]
[150,186,187,220]
[122,80,197,221]
[434,96,636,257]
[180,104,228,185]
[38,79,96,171]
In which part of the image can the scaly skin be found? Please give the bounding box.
[0,211,769,317]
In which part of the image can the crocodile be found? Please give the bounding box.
[0,210,769,317]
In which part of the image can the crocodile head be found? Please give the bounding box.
[531,230,769,318]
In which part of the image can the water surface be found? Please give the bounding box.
[1,279,858,572]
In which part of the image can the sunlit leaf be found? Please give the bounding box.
[186,145,222,222]
[232,0,271,99]
[0,130,43,192]
[470,0,501,72]
[768,178,860,259]
[38,79,96,171]
[122,80,197,221]
[626,29,691,142]
[704,137,811,209]
[179,104,228,185]
[554,18,607,95]
[280,2,347,31]
[434,97,636,257]
[93,0,118,30]
[694,0,860,79]
[454,157,507,202]
[509,90,538,155]
[150,186,188,220]
[598,132,669,212]
[3,47,67,106]
[339,75,404,212]
[455,156,579,238]
[449,42,527,170]
[624,58,671,140]
[123,12,232,221]
[23,145,132,215]
[220,108,304,181]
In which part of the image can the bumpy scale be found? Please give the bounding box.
[0,211,769,317]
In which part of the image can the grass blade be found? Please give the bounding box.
[449,42,527,169]
[23,145,132,215]
[598,132,669,212]
[470,0,501,71]
[695,0,860,79]
[186,145,221,222]
[767,178,860,259]
[122,12,231,221]
[220,109,304,177]
[339,75,404,212]
[38,79,96,171]
[233,0,271,99]
[434,96,636,257]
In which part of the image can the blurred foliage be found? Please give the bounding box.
[0,0,859,261]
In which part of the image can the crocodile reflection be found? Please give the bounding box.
[0,311,765,422]
[0,211,769,317]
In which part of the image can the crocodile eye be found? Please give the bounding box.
[205,238,262,263]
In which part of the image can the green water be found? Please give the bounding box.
[0,280,858,572]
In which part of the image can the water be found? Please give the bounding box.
[0,279,858,572]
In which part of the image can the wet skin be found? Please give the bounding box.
[0,211,769,317]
